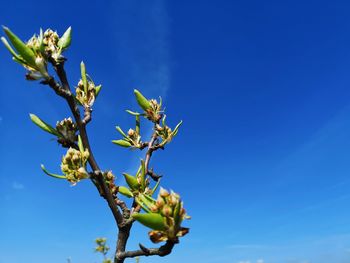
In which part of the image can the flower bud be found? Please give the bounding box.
[127,128,135,137]
[162,205,173,217]
[159,187,169,198]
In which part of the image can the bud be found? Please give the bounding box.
[161,205,173,217]
[105,171,114,181]
[127,128,135,137]
[77,167,89,179]
[159,187,169,198]
[75,77,97,107]
[60,147,89,184]
[56,117,77,144]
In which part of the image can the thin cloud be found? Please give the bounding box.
[112,0,170,98]
[112,0,171,173]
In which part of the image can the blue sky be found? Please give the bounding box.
[1,0,350,262]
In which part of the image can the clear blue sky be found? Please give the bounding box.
[1,1,350,263]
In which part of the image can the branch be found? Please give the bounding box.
[116,241,175,260]
[46,61,123,226]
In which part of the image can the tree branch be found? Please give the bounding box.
[117,241,175,260]
[46,61,123,226]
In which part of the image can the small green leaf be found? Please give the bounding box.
[57,26,72,50]
[3,26,36,68]
[95,85,102,97]
[172,120,183,137]
[122,173,139,190]
[142,193,157,204]
[134,89,151,111]
[135,115,140,135]
[151,178,161,195]
[78,135,84,153]
[173,201,182,226]
[162,114,167,126]
[112,139,131,148]
[1,36,21,60]
[80,61,87,94]
[12,56,27,65]
[41,164,66,179]
[132,213,167,231]
[29,113,61,136]
[115,126,127,137]
[140,159,146,189]
[135,197,151,213]
[118,186,133,198]
[126,110,141,116]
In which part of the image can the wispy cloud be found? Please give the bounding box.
[12,181,24,190]
[112,0,170,98]
[111,0,171,173]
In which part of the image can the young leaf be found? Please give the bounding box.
[112,139,131,148]
[132,213,167,231]
[115,126,127,137]
[151,178,161,195]
[126,110,141,116]
[41,164,66,179]
[122,173,139,190]
[172,120,183,137]
[57,26,72,50]
[135,115,140,134]
[29,113,61,136]
[1,37,21,60]
[77,135,84,153]
[118,186,133,198]
[95,85,102,97]
[2,26,36,68]
[173,201,182,226]
[135,197,151,213]
[134,89,151,111]
[140,159,146,189]
[80,61,87,94]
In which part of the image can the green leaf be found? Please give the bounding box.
[138,194,156,211]
[135,197,151,213]
[118,186,133,198]
[57,26,72,50]
[126,110,141,116]
[140,159,146,189]
[172,120,183,137]
[135,115,140,134]
[132,213,167,231]
[151,178,161,195]
[95,85,102,97]
[134,89,151,111]
[29,113,61,136]
[3,26,36,68]
[115,126,127,137]
[162,114,167,126]
[1,36,21,60]
[41,164,66,179]
[77,135,84,153]
[142,193,157,204]
[12,56,27,65]
[122,173,139,190]
[112,139,131,148]
[173,201,182,226]
[80,61,87,94]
